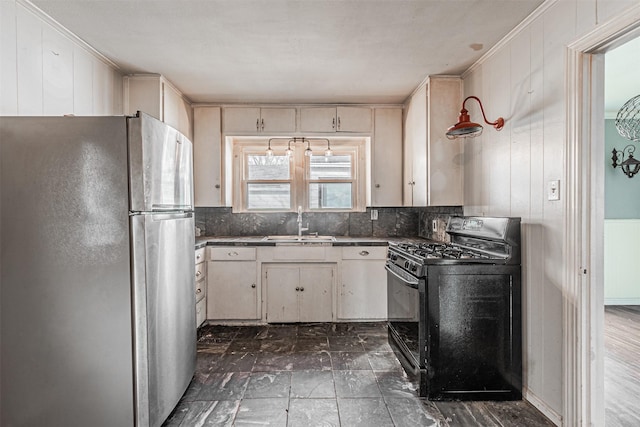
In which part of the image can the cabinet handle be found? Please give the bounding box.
[375,184,380,188]
[295,287,300,291]
[359,250,370,256]
[256,118,260,131]
[228,251,239,257]
[261,118,264,130]
[332,117,336,129]
[196,288,202,294]
[196,253,201,260]
[196,271,202,277]
[300,287,304,292]
[251,283,256,288]
[337,117,341,130]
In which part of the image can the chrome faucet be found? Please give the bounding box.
[297,206,309,238]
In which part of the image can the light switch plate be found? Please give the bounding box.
[432,220,437,232]
[371,209,378,220]
[548,180,560,201]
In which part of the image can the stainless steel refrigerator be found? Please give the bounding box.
[0,113,196,427]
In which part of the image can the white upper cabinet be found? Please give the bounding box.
[300,106,372,133]
[193,106,222,207]
[404,77,463,206]
[372,107,403,206]
[222,106,296,134]
[123,74,193,140]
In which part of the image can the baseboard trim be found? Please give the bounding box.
[604,298,640,305]
[523,388,562,426]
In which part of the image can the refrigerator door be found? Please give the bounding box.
[1,116,135,427]
[128,112,194,212]
[131,212,196,427]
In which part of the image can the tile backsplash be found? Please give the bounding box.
[195,206,463,240]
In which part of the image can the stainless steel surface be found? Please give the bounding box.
[132,213,196,427]
[128,112,194,212]
[263,235,336,243]
[1,116,135,426]
[0,115,196,427]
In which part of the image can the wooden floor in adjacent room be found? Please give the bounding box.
[604,305,640,427]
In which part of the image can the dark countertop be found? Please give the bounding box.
[195,235,431,249]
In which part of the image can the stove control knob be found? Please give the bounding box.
[411,264,417,272]
[404,261,410,269]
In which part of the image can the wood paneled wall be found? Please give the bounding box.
[0,0,121,116]
[460,0,639,424]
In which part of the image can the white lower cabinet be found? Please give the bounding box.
[207,247,259,320]
[338,246,388,320]
[264,264,334,323]
[195,247,207,328]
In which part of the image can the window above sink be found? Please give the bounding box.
[230,137,368,213]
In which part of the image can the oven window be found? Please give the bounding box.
[387,265,420,363]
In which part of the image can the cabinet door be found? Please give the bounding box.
[260,108,296,133]
[300,107,337,132]
[207,261,258,320]
[123,75,162,119]
[299,265,333,322]
[193,107,222,207]
[265,265,300,323]
[372,108,403,206]
[339,259,387,320]
[162,82,182,131]
[337,106,372,132]
[223,107,260,133]
[403,85,427,206]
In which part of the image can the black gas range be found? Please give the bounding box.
[386,216,522,400]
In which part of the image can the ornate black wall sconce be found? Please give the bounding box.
[612,145,640,178]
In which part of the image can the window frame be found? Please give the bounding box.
[232,139,366,213]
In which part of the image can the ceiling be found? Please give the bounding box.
[32,0,545,104]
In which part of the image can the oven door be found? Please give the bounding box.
[386,262,426,379]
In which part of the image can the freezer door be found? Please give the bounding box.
[131,212,196,427]
[128,113,194,212]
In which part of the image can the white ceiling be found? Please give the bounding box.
[32,0,545,104]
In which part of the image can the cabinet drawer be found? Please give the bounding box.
[195,277,205,302]
[195,247,205,264]
[208,247,256,261]
[196,298,206,327]
[195,262,205,280]
[342,246,387,260]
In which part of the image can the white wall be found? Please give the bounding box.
[0,0,122,116]
[460,0,638,423]
[604,220,640,305]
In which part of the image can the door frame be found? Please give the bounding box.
[565,6,640,426]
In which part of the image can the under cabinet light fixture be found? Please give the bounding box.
[446,96,504,139]
[267,137,332,158]
[612,145,640,178]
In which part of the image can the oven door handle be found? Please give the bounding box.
[385,264,420,289]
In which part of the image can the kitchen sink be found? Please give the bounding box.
[262,235,336,243]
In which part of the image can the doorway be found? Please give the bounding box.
[602,35,640,427]
[565,8,640,426]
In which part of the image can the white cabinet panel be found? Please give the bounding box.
[300,106,372,133]
[403,78,462,206]
[223,107,260,133]
[300,107,336,132]
[337,106,372,132]
[194,106,222,206]
[372,108,403,206]
[207,260,259,320]
[16,6,43,115]
[299,265,333,322]
[42,26,74,116]
[260,107,296,133]
[339,247,387,320]
[264,263,333,323]
[162,82,182,131]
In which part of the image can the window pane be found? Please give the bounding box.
[247,183,290,209]
[309,155,352,179]
[308,183,352,209]
[247,155,290,180]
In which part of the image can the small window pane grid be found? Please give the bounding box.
[234,141,364,213]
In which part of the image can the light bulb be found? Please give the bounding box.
[305,147,313,157]
[266,147,274,157]
[324,147,333,157]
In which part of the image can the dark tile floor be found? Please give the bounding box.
[163,322,554,427]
